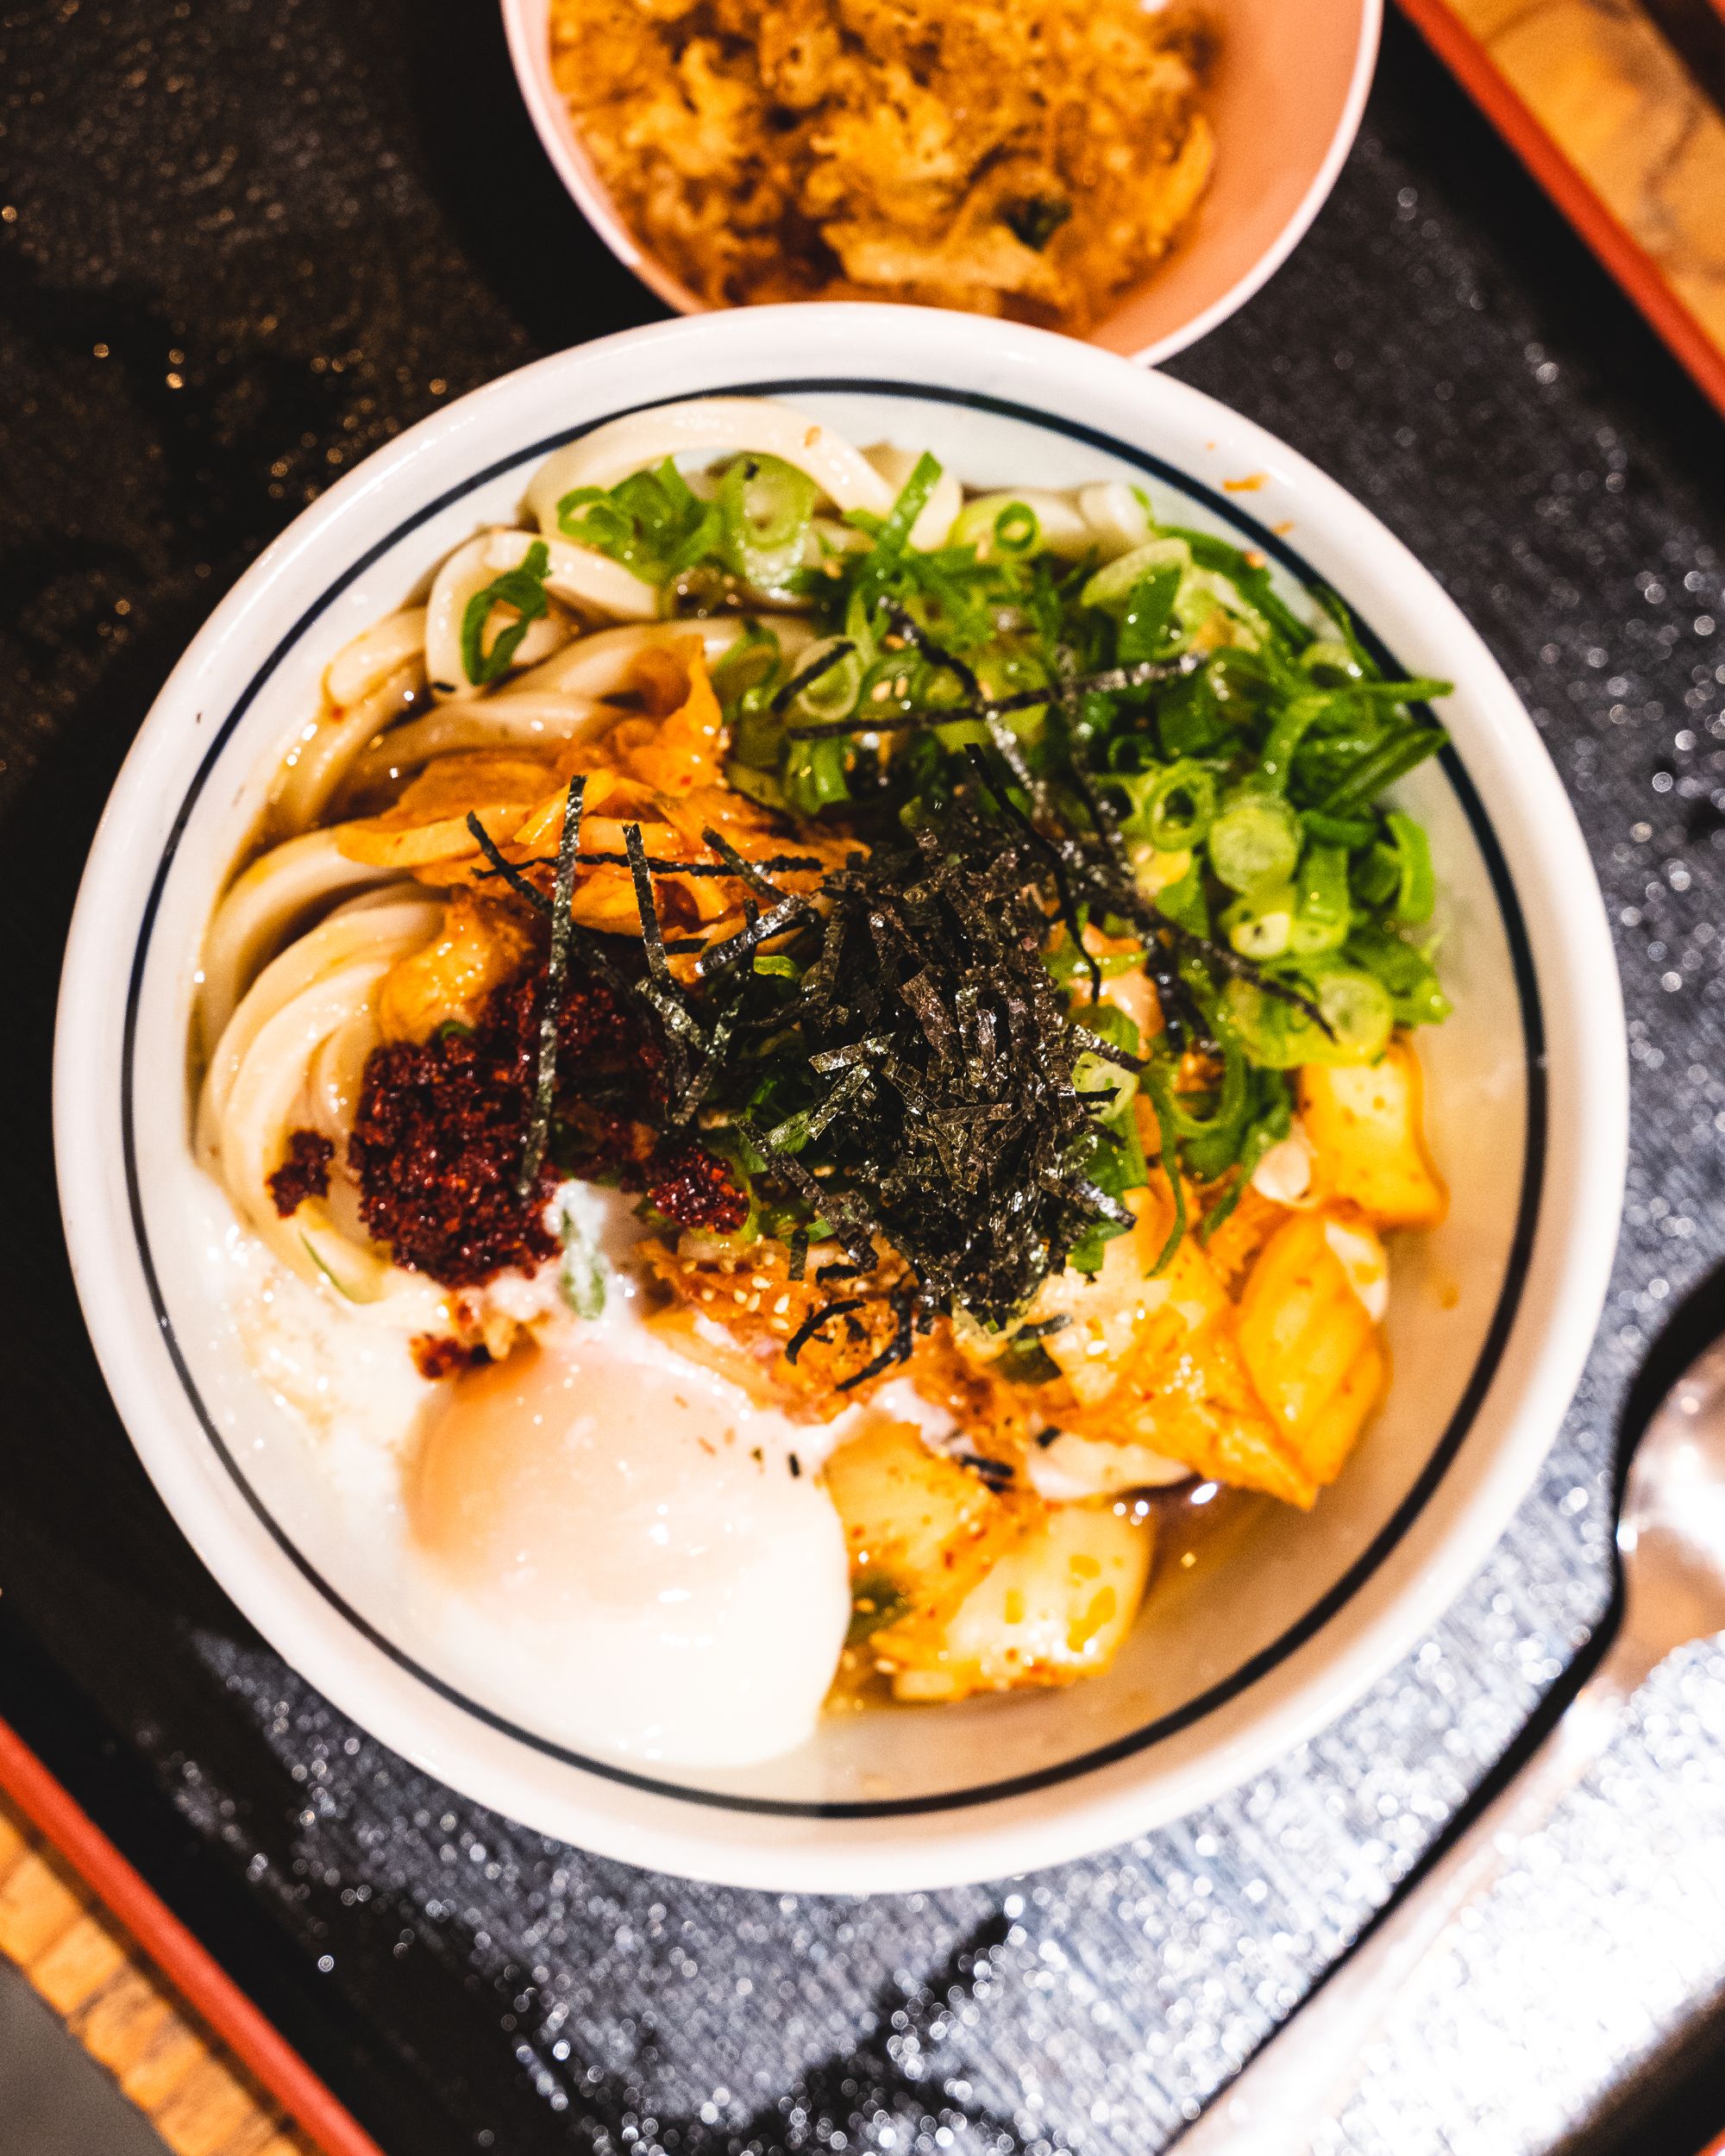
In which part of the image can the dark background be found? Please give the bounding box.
[3,3,1724,2151]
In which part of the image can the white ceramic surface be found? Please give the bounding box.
[499,0,1381,368]
[55,307,1626,1891]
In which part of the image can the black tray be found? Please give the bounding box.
[4,7,1724,2151]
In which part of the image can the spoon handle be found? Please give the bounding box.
[1174,1663,1637,2155]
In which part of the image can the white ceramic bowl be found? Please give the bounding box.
[500,0,1381,367]
[55,307,1625,1891]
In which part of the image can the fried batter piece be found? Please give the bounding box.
[551,0,1215,335]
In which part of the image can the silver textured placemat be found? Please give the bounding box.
[2,2,1722,2147]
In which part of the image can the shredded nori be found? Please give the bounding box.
[465,812,553,916]
[515,774,584,1194]
[478,849,825,881]
[784,1297,867,1364]
[771,639,857,714]
[834,1283,919,1392]
[685,780,1148,1327]
[881,599,981,700]
[782,655,1200,740]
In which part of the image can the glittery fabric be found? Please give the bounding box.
[3,5,1724,2151]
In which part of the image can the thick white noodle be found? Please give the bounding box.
[1078,481,1156,560]
[271,661,423,837]
[199,828,404,1050]
[500,614,812,703]
[322,881,430,922]
[324,606,427,710]
[524,398,896,533]
[308,1006,385,1139]
[423,532,572,703]
[483,527,658,624]
[862,444,961,551]
[339,693,611,798]
[219,954,405,1290]
[216,917,458,1325]
[198,899,443,1164]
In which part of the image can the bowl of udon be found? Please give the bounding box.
[55,305,1624,1890]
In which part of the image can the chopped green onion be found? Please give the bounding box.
[1072,1048,1138,1122]
[1154,854,1211,936]
[1311,968,1395,1058]
[1117,563,1183,665]
[1143,1065,1188,1276]
[1196,1076,1293,1243]
[461,541,550,686]
[1303,809,1377,848]
[710,620,782,706]
[1165,1035,1251,1182]
[780,637,863,723]
[1120,758,1216,851]
[555,1184,607,1319]
[851,452,943,611]
[1222,881,1295,960]
[1302,637,1364,683]
[1221,965,1393,1067]
[781,732,853,817]
[993,501,1040,554]
[717,454,819,587]
[1082,536,1191,614]
[1290,842,1351,955]
[1320,724,1449,815]
[1347,925,1451,1026]
[1256,693,1327,791]
[557,458,720,581]
[1208,789,1302,893]
[1383,810,1435,924]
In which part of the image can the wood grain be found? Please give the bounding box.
[0,1797,317,2156]
[1409,0,1725,410]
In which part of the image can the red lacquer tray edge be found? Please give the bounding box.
[1393,0,1725,423]
[0,1712,389,2156]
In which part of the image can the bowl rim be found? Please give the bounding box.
[53,306,1627,1890]
[495,0,1384,368]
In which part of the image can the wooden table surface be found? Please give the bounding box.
[1402,0,1725,411]
[0,1795,312,2156]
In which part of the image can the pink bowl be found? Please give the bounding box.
[500,0,1382,365]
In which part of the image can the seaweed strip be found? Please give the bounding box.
[622,821,705,1061]
[881,599,981,699]
[770,639,857,715]
[834,1286,918,1392]
[516,774,585,1196]
[696,893,811,979]
[463,812,552,916]
[1066,1020,1149,1072]
[784,1298,867,1364]
[783,654,1199,739]
[734,1112,880,1270]
[1162,919,1333,1035]
[963,743,1099,1000]
[699,824,804,907]
[479,850,825,881]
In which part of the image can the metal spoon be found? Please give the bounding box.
[1176,1330,1725,2154]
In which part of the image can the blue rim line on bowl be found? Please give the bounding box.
[116,379,1549,1821]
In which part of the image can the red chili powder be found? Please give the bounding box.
[349,951,744,1288]
[268,1129,334,1218]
